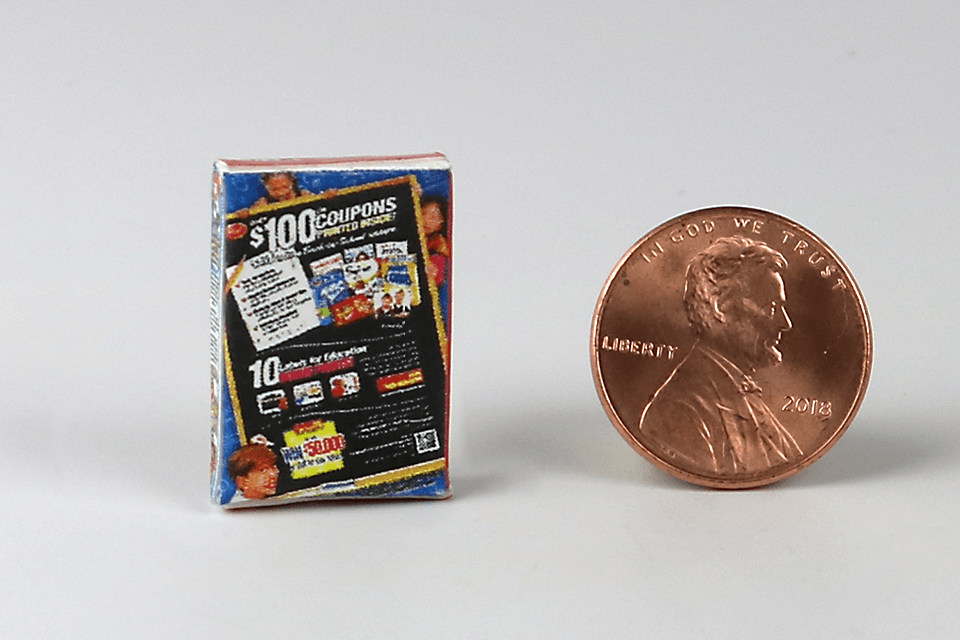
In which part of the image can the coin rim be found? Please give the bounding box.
[590,205,873,489]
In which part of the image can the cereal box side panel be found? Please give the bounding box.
[210,163,228,504]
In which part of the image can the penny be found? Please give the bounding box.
[590,206,872,488]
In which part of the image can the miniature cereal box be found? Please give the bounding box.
[210,154,452,507]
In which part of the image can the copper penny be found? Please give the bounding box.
[590,206,872,488]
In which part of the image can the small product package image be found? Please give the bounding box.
[210,154,452,507]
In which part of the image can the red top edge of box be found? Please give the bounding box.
[218,153,448,169]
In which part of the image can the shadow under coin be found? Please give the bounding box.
[459,402,682,489]
[782,416,960,488]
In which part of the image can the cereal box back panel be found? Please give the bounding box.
[210,155,452,507]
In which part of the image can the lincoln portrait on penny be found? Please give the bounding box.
[639,236,802,475]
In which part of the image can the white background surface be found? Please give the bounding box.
[2,2,958,638]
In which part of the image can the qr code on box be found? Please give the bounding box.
[414,429,440,453]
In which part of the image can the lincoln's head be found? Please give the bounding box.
[683,237,792,372]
